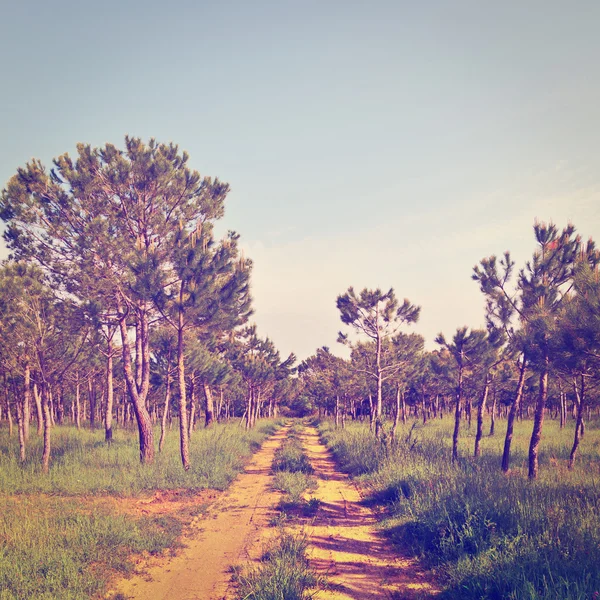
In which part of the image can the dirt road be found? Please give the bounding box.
[112,426,287,600]
[111,423,438,599]
[297,426,439,599]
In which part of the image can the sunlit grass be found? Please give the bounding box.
[319,416,600,600]
[0,420,281,495]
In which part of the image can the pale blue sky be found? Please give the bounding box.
[2,1,599,359]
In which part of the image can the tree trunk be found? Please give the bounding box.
[452,366,463,462]
[188,387,196,437]
[335,394,339,429]
[105,337,114,443]
[217,387,224,423]
[474,374,490,458]
[159,370,171,453]
[75,375,81,430]
[117,304,155,464]
[12,381,26,463]
[252,388,260,427]
[391,385,401,441]
[88,377,96,429]
[204,382,215,427]
[176,311,190,470]
[528,356,549,479]
[375,328,383,439]
[569,374,585,469]
[33,382,43,435]
[23,364,31,441]
[40,380,52,473]
[502,356,526,472]
[489,386,497,436]
[245,388,253,429]
[559,382,566,429]
[4,374,13,437]
[368,394,374,432]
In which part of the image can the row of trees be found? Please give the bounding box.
[297,222,600,479]
[0,138,295,472]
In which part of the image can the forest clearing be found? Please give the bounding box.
[1,139,600,599]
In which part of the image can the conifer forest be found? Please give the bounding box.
[0,139,599,600]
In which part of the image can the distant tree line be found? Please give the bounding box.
[296,222,600,480]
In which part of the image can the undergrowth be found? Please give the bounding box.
[319,418,600,600]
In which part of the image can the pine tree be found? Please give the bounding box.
[337,287,420,439]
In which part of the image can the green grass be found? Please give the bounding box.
[319,417,600,600]
[0,496,182,600]
[0,419,282,599]
[233,530,320,600]
[0,420,281,495]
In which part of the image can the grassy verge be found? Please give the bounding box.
[0,419,282,599]
[319,418,600,600]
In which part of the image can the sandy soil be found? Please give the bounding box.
[109,425,288,600]
[296,426,440,599]
[109,423,439,599]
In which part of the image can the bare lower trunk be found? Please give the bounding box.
[252,389,260,427]
[118,303,155,464]
[188,378,196,437]
[569,374,585,469]
[3,375,13,436]
[23,364,31,441]
[159,370,171,453]
[204,382,215,427]
[487,393,495,435]
[391,385,401,441]
[474,375,490,458]
[528,357,549,480]
[41,381,52,473]
[452,368,463,462]
[75,376,81,430]
[217,387,224,423]
[335,395,339,429]
[502,356,526,472]
[245,389,253,429]
[176,313,190,470]
[12,382,26,462]
[33,382,43,435]
[105,337,114,443]
[88,378,96,430]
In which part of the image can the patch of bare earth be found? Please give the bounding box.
[106,426,288,600]
[295,426,440,599]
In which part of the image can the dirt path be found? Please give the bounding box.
[298,426,440,599]
[112,426,287,600]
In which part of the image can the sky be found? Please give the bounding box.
[1,1,600,361]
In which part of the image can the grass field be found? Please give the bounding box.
[319,416,600,600]
[0,420,281,600]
